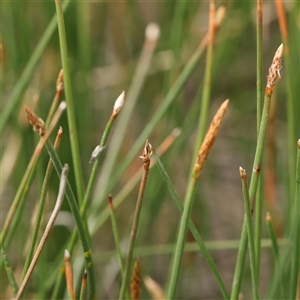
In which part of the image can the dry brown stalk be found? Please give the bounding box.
[193,99,229,180]
[130,259,142,300]
[64,249,76,300]
[266,44,283,96]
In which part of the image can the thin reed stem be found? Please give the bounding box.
[64,250,76,300]
[0,103,66,247]
[290,140,300,299]
[54,0,85,204]
[118,141,152,300]
[192,0,216,161]
[45,140,96,299]
[51,92,124,299]
[21,127,63,280]
[275,0,296,220]
[109,195,125,275]
[230,44,283,299]
[0,0,71,133]
[167,100,229,299]
[255,0,263,279]
[79,270,88,300]
[1,245,18,296]
[152,149,229,299]
[239,167,259,299]
[14,164,69,300]
[266,212,287,298]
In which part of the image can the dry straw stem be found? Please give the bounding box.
[79,270,88,300]
[14,164,69,300]
[46,69,64,126]
[0,103,66,246]
[64,249,76,300]
[130,259,142,300]
[144,276,165,300]
[193,99,229,179]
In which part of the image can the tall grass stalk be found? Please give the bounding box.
[93,23,159,209]
[0,0,71,132]
[167,100,229,299]
[14,164,69,300]
[191,0,216,161]
[255,0,263,278]
[152,149,229,299]
[21,127,63,280]
[79,270,88,300]
[1,245,18,296]
[0,102,66,247]
[54,0,85,204]
[64,249,76,300]
[108,195,126,276]
[118,141,152,300]
[51,92,124,299]
[275,0,296,216]
[290,140,300,299]
[230,44,283,299]
[239,167,259,299]
[266,212,287,298]
[45,139,96,299]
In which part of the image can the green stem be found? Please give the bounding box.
[54,0,85,204]
[118,143,151,300]
[231,43,283,298]
[255,0,263,280]
[240,168,259,299]
[21,129,62,280]
[45,140,96,299]
[79,270,88,300]
[290,141,300,299]
[152,150,229,299]
[1,245,18,296]
[191,2,215,164]
[167,177,197,299]
[0,0,71,133]
[51,104,120,299]
[109,196,125,275]
[266,212,287,299]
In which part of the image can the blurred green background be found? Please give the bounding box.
[1,1,300,299]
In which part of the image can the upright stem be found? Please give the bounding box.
[255,0,263,279]
[290,140,300,299]
[118,141,152,300]
[55,0,85,204]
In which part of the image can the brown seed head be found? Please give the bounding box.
[130,259,141,300]
[193,99,229,180]
[139,140,153,169]
[56,69,64,94]
[266,44,283,95]
[239,166,247,179]
[24,106,46,136]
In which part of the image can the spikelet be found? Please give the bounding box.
[130,259,142,300]
[24,106,46,136]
